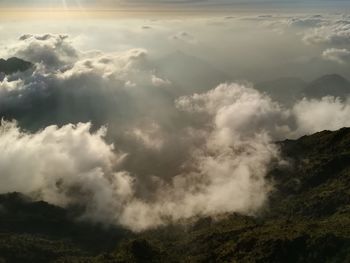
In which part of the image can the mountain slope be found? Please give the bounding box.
[0,57,33,75]
[303,74,350,99]
[0,193,131,263]
[255,77,307,105]
[113,127,350,263]
[256,74,350,105]
[1,128,350,262]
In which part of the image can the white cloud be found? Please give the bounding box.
[7,34,78,68]
[0,78,24,92]
[0,120,132,223]
[130,122,164,150]
[303,20,350,45]
[119,84,282,231]
[176,83,291,140]
[292,96,350,136]
[0,83,283,232]
[151,74,171,87]
[170,31,197,44]
[322,48,350,64]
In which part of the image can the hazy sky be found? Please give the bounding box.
[1,0,350,10]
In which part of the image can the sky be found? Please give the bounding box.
[1,0,350,11]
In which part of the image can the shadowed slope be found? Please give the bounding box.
[0,57,32,75]
[1,128,350,262]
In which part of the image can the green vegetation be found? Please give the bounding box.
[1,128,350,262]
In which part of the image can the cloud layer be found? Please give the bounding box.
[1,33,350,231]
[322,48,350,64]
[0,121,131,223]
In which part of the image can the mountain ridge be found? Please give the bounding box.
[1,127,350,262]
[0,57,33,76]
[256,74,350,105]
[303,74,350,99]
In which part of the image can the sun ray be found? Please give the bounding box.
[74,0,83,9]
[62,0,68,9]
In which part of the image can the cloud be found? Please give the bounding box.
[0,34,153,129]
[0,80,283,232]
[170,31,197,44]
[176,83,291,140]
[0,120,132,223]
[118,83,283,231]
[2,34,350,232]
[151,74,171,87]
[2,76,350,231]
[0,34,185,183]
[287,16,325,28]
[0,78,24,91]
[292,96,350,136]
[7,34,78,68]
[257,14,328,35]
[0,82,282,232]
[257,14,350,46]
[0,34,196,186]
[322,48,350,64]
[303,20,350,45]
[128,122,164,150]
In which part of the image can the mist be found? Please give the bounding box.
[1,12,350,231]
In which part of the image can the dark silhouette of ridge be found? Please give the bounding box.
[303,74,350,99]
[256,77,307,105]
[256,74,350,105]
[0,57,33,75]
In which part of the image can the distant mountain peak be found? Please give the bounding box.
[0,57,33,75]
[304,73,350,99]
[315,73,348,81]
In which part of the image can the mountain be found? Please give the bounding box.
[256,74,350,106]
[303,74,350,99]
[0,57,33,75]
[0,193,131,263]
[255,77,307,106]
[1,128,350,262]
